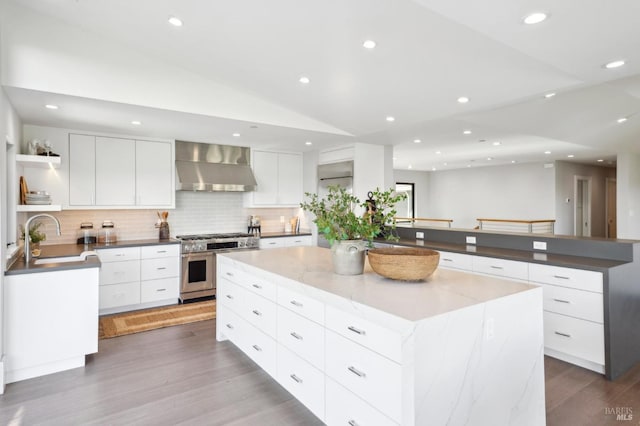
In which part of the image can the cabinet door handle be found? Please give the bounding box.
[225,294,234,299]
[290,374,303,384]
[553,275,570,280]
[156,288,166,292]
[252,309,262,316]
[157,250,167,253]
[290,300,303,308]
[226,323,234,329]
[553,298,570,304]
[554,331,571,338]
[348,421,360,426]
[252,284,262,289]
[290,332,303,340]
[490,265,504,270]
[347,366,366,378]
[252,344,262,352]
[347,326,366,335]
[442,258,453,262]
[156,267,167,270]
[115,253,124,257]
[226,272,234,277]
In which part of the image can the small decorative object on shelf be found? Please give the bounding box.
[158,211,170,239]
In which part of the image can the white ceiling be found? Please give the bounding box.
[3,0,639,171]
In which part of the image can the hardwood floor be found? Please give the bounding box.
[1,320,639,425]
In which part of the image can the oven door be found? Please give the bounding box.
[181,251,215,299]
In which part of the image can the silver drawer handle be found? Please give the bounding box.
[347,326,366,335]
[490,265,504,270]
[348,366,366,378]
[226,272,234,277]
[290,374,303,384]
[252,310,262,316]
[290,332,303,340]
[226,323,234,329]
[553,275,570,280]
[252,344,262,352]
[156,267,166,270]
[348,421,359,426]
[252,284,262,289]
[553,298,570,304]
[156,288,166,292]
[115,254,124,257]
[157,250,167,253]
[290,300,303,307]
[554,331,571,338]
[442,258,453,262]
[225,294,234,299]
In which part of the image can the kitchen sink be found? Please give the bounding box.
[34,251,98,265]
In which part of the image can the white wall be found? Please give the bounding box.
[554,161,616,237]
[426,162,555,230]
[616,152,640,239]
[394,169,429,217]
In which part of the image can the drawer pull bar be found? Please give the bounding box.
[490,265,504,270]
[157,250,167,253]
[290,374,303,384]
[156,288,166,292]
[252,344,262,352]
[290,332,303,340]
[348,366,366,378]
[553,275,570,280]
[225,294,234,300]
[252,310,262,316]
[156,267,167,270]
[553,298,570,304]
[554,331,571,338]
[252,284,262,289]
[348,421,359,426]
[442,258,453,262]
[290,300,303,308]
[226,272,234,277]
[347,326,366,335]
[226,323,234,329]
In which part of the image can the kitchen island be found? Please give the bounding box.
[217,246,545,425]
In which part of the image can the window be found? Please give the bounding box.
[395,182,414,222]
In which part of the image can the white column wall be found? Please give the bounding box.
[616,152,640,239]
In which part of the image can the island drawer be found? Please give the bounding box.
[217,277,246,316]
[544,311,604,365]
[99,282,140,309]
[277,345,325,421]
[141,257,179,280]
[97,247,140,262]
[325,305,403,363]
[472,256,529,281]
[529,264,603,293]
[543,284,603,323]
[140,244,180,259]
[437,250,473,271]
[325,330,402,422]
[219,264,276,301]
[325,377,398,426]
[242,286,277,339]
[277,286,324,325]
[277,305,325,370]
[100,260,140,285]
[217,305,246,347]
[241,323,277,378]
[140,278,178,303]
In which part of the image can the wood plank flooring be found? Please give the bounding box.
[1,319,639,425]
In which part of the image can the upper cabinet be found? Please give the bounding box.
[69,134,175,209]
[245,150,303,207]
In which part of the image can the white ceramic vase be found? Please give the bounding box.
[331,239,366,275]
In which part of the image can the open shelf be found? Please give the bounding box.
[16,204,62,212]
[16,154,61,169]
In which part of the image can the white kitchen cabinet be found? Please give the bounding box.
[472,255,529,282]
[259,235,312,249]
[259,238,284,249]
[97,244,179,314]
[436,250,473,271]
[68,133,175,209]
[244,150,303,207]
[4,267,99,384]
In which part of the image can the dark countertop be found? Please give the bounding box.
[381,237,627,272]
[6,239,180,276]
[259,231,312,239]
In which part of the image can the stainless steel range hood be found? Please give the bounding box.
[175,141,257,192]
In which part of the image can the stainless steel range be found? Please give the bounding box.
[176,233,259,302]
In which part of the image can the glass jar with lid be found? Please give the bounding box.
[76,222,97,245]
[97,220,118,244]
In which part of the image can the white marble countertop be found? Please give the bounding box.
[219,246,538,324]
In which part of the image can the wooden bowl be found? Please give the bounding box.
[367,247,440,281]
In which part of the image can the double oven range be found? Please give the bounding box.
[177,232,259,302]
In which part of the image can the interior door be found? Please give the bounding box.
[606,178,617,238]
[574,176,592,237]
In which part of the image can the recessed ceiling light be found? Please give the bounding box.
[492,141,501,146]
[45,104,59,110]
[305,141,312,146]
[131,120,142,125]
[299,76,310,84]
[544,92,556,98]
[413,139,421,143]
[463,130,472,135]
[435,151,442,155]
[467,164,472,168]
[408,165,413,169]
[567,154,575,158]
[487,157,493,161]
[604,60,625,69]
[511,160,517,164]
[232,133,241,137]
[544,151,551,154]
[617,117,628,123]
[386,116,395,122]
[168,16,183,27]
[431,167,437,171]
[443,162,448,166]
[457,96,470,104]
[597,159,604,162]
[363,40,376,49]
[523,12,548,25]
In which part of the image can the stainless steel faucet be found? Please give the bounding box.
[24,214,61,263]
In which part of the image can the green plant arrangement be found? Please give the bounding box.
[20,221,47,244]
[300,185,407,246]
